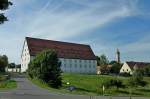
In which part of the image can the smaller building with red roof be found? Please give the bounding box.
[120,61,150,75]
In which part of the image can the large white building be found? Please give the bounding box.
[21,37,97,74]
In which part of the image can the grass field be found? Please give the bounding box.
[0,74,17,90]
[30,73,150,96]
[0,80,17,90]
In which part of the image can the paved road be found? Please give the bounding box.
[0,75,149,99]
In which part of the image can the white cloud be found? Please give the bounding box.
[0,0,140,63]
[121,33,150,53]
[24,0,136,40]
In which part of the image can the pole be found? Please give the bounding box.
[102,85,105,96]
[129,88,132,99]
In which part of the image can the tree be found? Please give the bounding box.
[143,65,150,76]
[102,78,125,90]
[8,63,16,72]
[0,55,8,72]
[27,49,62,88]
[127,68,147,97]
[96,54,109,66]
[96,56,100,66]
[96,54,109,74]
[16,64,21,72]
[128,68,147,88]
[0,0,12,24]
[109,61,122,74]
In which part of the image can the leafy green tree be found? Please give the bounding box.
[143,65,150,76]
[128,68,147,88]
[0,60,5,72]
[0,55,8,72]
[96,54,109,74]
[96,54,109,66]
[27,49,62,88]
[16,64,21,72]
[109,61,117,65]
[16,64,21,68]
[96,56,100,66]
[102,78,125,90]
[109,61,122,74]
[8,63,16,72]
[0,0,12,24]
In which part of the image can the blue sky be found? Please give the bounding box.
[0,0,150,64]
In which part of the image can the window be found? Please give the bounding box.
[89,65,91,68]
[64,59,66,63]
[63,63,66,67]
[84,60,86,63]
[79,60,81,63]
[89,60,91,64]
[80,64,82,68]
[75,64,77,68]
[123,69,124,71]
[127,69,128,71]
[70,62,72,67]
[75,59,77,63]
[70,59,73,63]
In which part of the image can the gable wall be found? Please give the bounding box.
[21,40,30,72]
[120,62,133,75]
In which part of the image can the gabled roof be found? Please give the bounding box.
[25,37,96,60]
[126,61,150,69]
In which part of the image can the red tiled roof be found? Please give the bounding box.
[26,37,96,60]
[126,61,150,69]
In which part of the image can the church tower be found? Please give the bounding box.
[116,48,120,63]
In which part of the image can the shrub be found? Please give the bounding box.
[0,82,7,88]
[102,78,125,90]
[109,61,122,74]
[128,69,147,88]
[27,49,62,88]
[119,72,131,77]
[143,65,150,76]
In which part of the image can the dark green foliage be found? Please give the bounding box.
[96,56,100,66]
[143,65,150,76]
[109,61,118,65]
[8,63,15,68]
[102,78,125,90]
[96,54,109,66]
[16,64,21,68]
[128,69,147,88]
[96,54,109,74]
[0,0,12,24]
[128,77,147,88]
[0,55,8,72]
[119,72,131,77]
[109,61,122,74]
[8,63,16,72]
[0,13,7,24]
[27,49,62,88]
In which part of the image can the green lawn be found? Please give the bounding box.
[0,80,17,90]
[30,73,150,96]
[0,74,17,90]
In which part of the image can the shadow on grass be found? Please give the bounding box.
[137,88,150,93]
[76,87,94,92]
[116,90,129,94]
[116,90,143,96]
